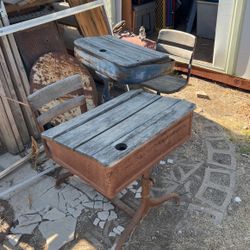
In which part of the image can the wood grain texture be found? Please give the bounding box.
[0,73,23,153]
[0,46,29,144]
[122,0,133,31]
[68,0,111,36]
[28,74,83,110]
[93,100,195,166]
[75,35,169,67]
[42,91,195,198]
[0,17,39,138]
[55,92,160,149]
[42,89,143,140]
[44,112,194,199]
[37,95,85,126]
[76,97,179,156]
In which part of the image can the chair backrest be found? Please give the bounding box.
[156,29,196,81]
[28,74,87,132]
[157,29,196,61]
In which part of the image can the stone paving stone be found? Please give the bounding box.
[195,167,235,212]
[11,223,38,235]
[135,193,141,199]
[99,221,105,229]
[116,225,125,233]
[103,202,114,211]
[93,218,100,226]
[97,211,109,221]
[82,201,94,208]
[39,216,77,250]
[6,234,22,247]
[108,211,117,221]
[18,213,42,226]
[109,232,116,237]
[43,208,65,221]
[206,138,236,170]
[94,201,103,209]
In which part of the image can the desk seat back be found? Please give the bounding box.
[27,74,87,131]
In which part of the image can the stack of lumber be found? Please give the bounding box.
[68,0,111,36]
[0,8,39,154]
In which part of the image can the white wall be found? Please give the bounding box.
[213,0,235,70]
[235,1,250,79]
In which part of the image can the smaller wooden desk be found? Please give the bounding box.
[42,90,195,249]
[74,35,174,84]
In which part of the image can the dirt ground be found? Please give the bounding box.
[0,76,249,250]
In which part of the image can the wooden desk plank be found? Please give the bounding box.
[76,97,179,156]
[55,92,160,149]
[94,100,195,166]
[42,89,143,140]
[89,36,166,62]
[74,35,169,67]
[74,39,136,67]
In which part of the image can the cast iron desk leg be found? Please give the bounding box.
[114,169,180,250]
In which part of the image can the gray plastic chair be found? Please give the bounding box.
[142,29,196,94]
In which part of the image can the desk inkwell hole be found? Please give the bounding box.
[115,143,127,151]
[100,49,107,52]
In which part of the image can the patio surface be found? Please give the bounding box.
[0,76,249,250]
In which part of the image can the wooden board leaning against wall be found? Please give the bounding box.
[0,15,39,154]
[67,0,112,36]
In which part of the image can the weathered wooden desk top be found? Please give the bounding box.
[42,90,195,198]
[74,35,174,84]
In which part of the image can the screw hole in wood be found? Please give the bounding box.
[115,143,127,151]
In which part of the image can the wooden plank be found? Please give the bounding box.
[42,89,143,140]
[55,92,160,149]
[79,36,168,66]
[103,36,168,59]
[74,38,136,67]
[0,77,23,153]
[94,100,195,166]
[37,95,85,126]
[28,74,83,110]
[68,0,111,36]
[0,18,39,138]
[76,97,179,156]
[122,0,133,31]
[0,0,105,36]
[175,62,250,91]
[75,36,169,67]
[0,46,30,144]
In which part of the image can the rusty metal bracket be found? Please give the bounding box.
[114,170,180,249]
